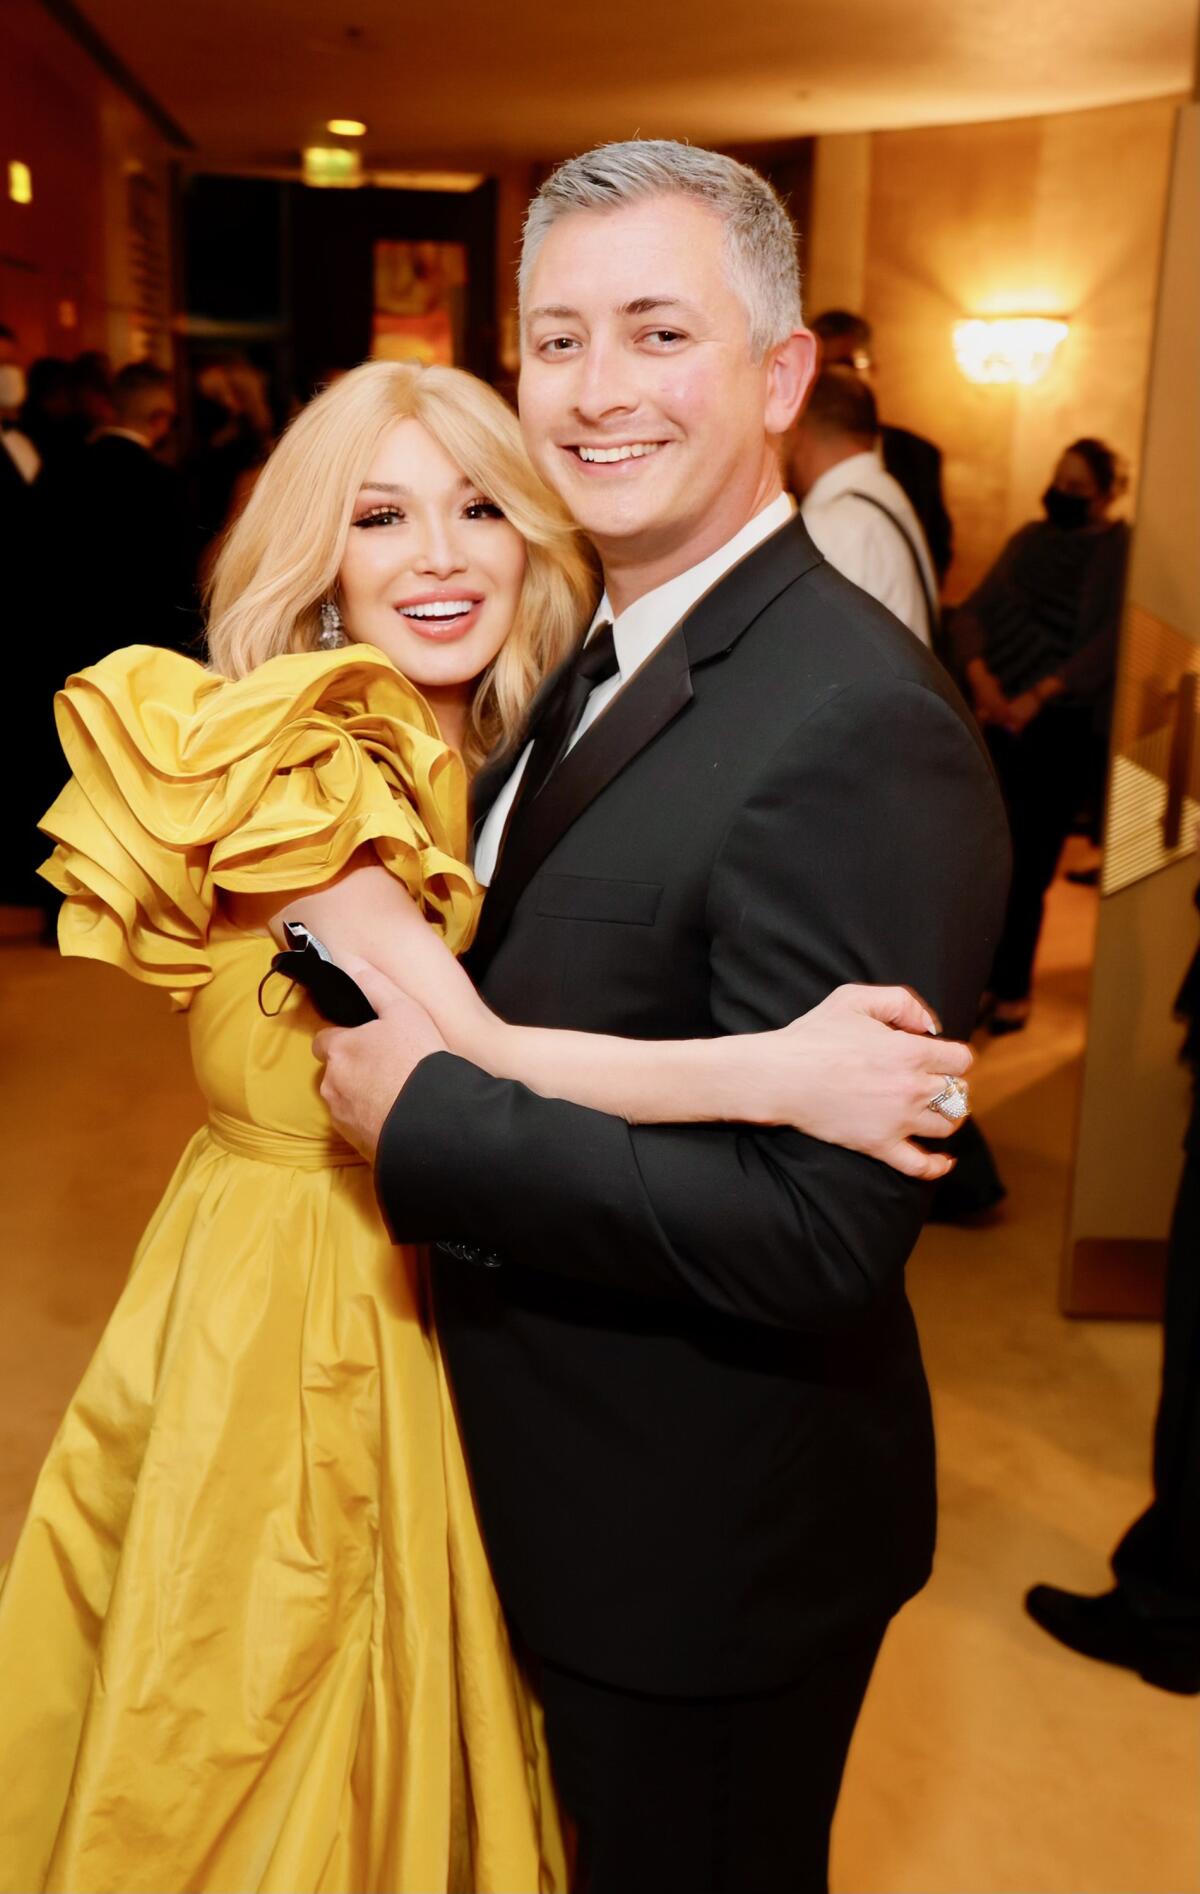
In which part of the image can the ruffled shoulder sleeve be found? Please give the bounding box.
[39,644,480,1006]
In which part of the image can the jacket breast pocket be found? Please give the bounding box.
[535,873,663,926]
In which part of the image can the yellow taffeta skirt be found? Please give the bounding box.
[0,647,566,1893]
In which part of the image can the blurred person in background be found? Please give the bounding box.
[0,323,46,913]
[186,347,275,559]
[36,360,199,672]
[786,366,938,646]
[1027,871,1200,1696]
[18,355,77,468]
[811,308,954,583]
[6,360,194,921]
[0,357,968,1893]
[954,438,1129,1033]
[69,349,115,437]
[0,323,40,486]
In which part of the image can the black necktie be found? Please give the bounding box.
[516,621,618,807]
[490,622,617,875]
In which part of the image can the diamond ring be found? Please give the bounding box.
[929,1077,971,1123]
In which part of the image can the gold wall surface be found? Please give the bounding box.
[1068,101,1200,1274]
[807,98,1179,601]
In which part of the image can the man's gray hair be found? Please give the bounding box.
[519,140,803,360]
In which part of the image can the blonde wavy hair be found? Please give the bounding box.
[205,361,597,770]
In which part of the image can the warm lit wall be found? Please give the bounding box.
[1069,103,1200,1256]
[807,99,1180,600]
[494,162,539,383]
[0,0,174,367]
[1,2,107,358]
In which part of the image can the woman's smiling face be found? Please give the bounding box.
[337,417,528,696]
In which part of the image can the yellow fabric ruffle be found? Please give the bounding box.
[38,643,480,1006]
[0,644,567,1890]
[0,1129,566,1894]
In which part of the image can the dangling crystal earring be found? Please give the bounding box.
[318,598,347,650]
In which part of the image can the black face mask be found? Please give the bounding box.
[1042,485,1092,530]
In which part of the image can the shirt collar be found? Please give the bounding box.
[93,426,151,450]
[589,491,795,677]
[802,450,882,511]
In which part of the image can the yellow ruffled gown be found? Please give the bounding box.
[0,645,566,1894]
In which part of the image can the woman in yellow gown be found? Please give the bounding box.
[0,363,965,1894]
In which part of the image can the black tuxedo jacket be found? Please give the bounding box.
[377,516,1009,1697]
[34,435,199,671]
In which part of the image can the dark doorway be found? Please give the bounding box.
[179,172,498,427]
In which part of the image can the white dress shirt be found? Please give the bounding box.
[1,427,39,483]
[474,491,795,886]
[799,449,936,646]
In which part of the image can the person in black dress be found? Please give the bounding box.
[954,439,1129,1033]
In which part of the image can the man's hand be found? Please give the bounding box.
[966,657,1010,728]
[313,960,447,1162]
[1001,689,1043,735]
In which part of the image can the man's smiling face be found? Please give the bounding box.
[518,194,808,590]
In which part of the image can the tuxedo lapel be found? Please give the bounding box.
[679,513,823,669]
[470,747,520,834]
[470,629,693,965]
[469,647,580,834]
[469,515,824,969]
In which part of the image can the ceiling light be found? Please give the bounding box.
[326,118,367,137]
[303,145,363,189]
[8,161,33,205]
[371,170,485,193]
[953,317,1069,386]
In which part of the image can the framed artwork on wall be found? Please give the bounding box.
[371,240,468,367]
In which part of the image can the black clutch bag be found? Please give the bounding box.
[259,921,378,1027]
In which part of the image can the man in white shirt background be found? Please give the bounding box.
[787,366,939,647]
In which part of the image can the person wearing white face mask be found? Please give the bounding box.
[0,324,47,915]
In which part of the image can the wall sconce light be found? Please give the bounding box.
[8,160,33,205]
[953,317,1069,386]
[302,145,363,189]
[326,118,367,137]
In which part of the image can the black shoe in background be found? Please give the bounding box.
[1024,1584,1200,1696]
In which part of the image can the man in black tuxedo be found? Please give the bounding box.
[1026,887,1200,1694]
[322,142,1009,1891]
[811,309,954,584]
[34,361,198,673]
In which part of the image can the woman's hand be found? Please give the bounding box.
[731,985,974,1180]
